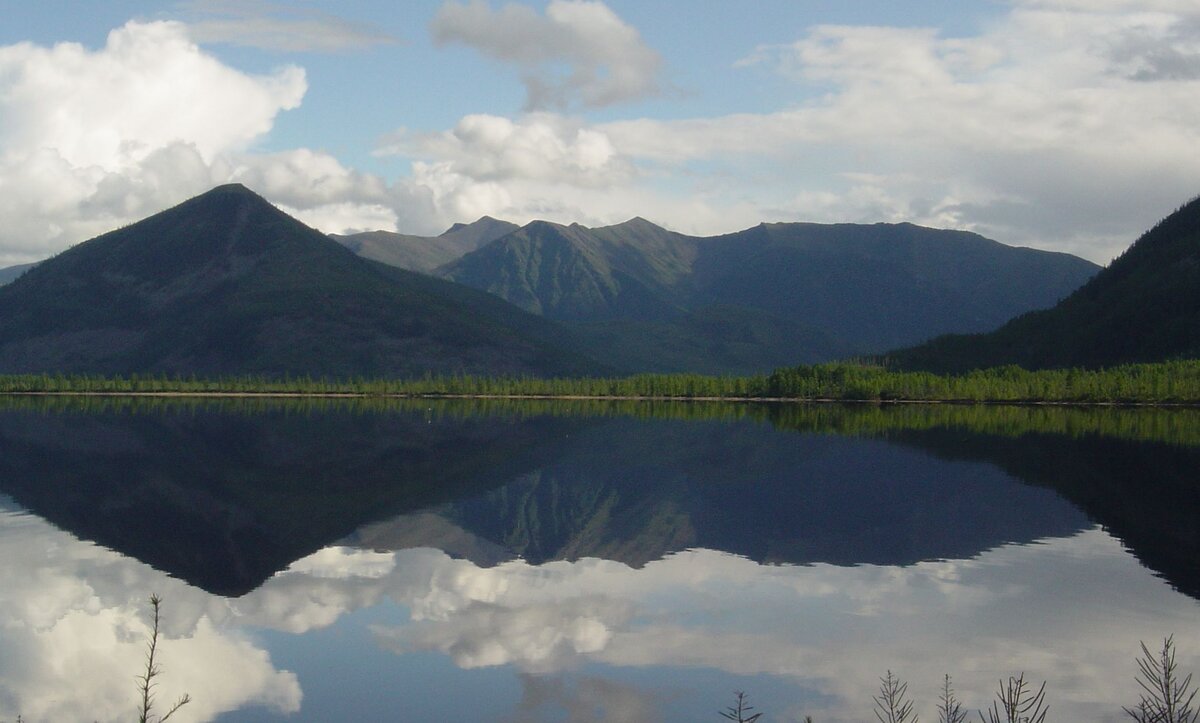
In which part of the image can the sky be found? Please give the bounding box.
[2,1,1200,267]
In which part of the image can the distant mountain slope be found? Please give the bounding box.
[892,196,1200,372]
[0,185,598,377]
[332,216,517,273]
[691,222,1099,351]
[0,262,36,286]
[439,217,1098,371]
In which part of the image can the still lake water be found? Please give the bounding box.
[0,399,1197,722]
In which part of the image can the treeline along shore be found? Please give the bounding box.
[3,360,1200,405]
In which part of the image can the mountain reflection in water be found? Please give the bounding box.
[0,399,1196,722]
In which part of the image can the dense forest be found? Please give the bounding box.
[2,359,1200,404]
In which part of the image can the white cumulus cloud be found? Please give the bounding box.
[431,0,662,110]
[611,4,1200,260]
[0,20,423,265]
[396,1,1200,262]
[3,495,1198,723]
[0,21,306,265]
[0,20,305,171]
[385,113,632,187]
[0,511,301,723]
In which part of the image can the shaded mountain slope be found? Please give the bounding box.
[691,222,1099,351]
[0,185,597,377]
[332,215,517,273]
[892,196,1200,372]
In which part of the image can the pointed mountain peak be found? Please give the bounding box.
[0,183,599,378]
[208,182,256,195]
[170,182,282,220]
[188,182,273,206]
[20,182,334,290]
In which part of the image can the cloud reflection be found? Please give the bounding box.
[2,501,1199,722]
[0,510,300,723]
[355,534,1199,721]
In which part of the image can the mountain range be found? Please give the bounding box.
[337,214,1099,373]
[893,195,1200,372]
[9,182,1197,378]
[0,184,596,378]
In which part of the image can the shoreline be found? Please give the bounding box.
[2,391,1198,408]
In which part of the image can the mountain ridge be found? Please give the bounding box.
[0,184,599,377]
[0,184,1113,378]
[430,215,1099,372]
[332,215,519,274]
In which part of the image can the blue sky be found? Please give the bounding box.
[1,0,1198,266]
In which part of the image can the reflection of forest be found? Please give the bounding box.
[0,398,1194,599]
[890,428,1200,599]
[8,395,1200,445]
[0,402,582,595]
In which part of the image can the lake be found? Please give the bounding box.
[0,398,1197,722]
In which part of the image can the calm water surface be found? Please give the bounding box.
[0,400,1197,722]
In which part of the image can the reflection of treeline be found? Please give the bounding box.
[3,360,1200,403]
[404,398,1200,447]
[3,393,1200,447]
[0,392,756,421]
[763,403,1200,447]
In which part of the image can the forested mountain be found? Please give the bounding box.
[892,196,1200,372]
[689,222,1097,351]
[0,183,1109,378]
[331,216,518,273]
[435,217,1098,371]
[0,185,597,378]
